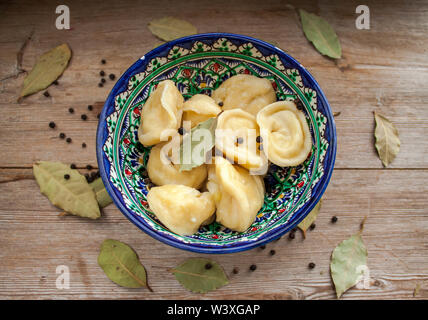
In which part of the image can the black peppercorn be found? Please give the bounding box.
[49,121,56,129]
[98,83,103,87]
[232,267,239,274]
[308,262,316,269]
[53,80,59,85]
[88,105,93,111]
[249,264,257,271]
[218,101,224,107]
[101,59,106,64]
[100,70,105,77]
[70,164,76,169]
[331,216,338,223]
[81,114,87,120]
[68,107,74,114]
[59,133,66,139]
[258,144,263,151]
[310,223,316,230]
[109,73,115,80]
[205,263,212,270]
[260,245,266,250]
[82,142,87,148]
[87,175,94,183]
[90,171,97,179]
[269,250,276,256]
[86,164,93,170]
[178,127,185,135]
[64,174,70,180]
[101,78,106,83]
[43,91,50,97]
[97,113,100,119]
[289,232,295,240]
[256,136,263,143]
[66,137,72,143]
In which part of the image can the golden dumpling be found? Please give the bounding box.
[147,142,207,188]
[147,184,215,236]
[138,80,184,146]
[207,157,265,232]
[215,109,267,173]
[256,101,312,167]
[211,74,276,116]
[182,94,222,128]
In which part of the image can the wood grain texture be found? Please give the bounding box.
[0,0,427,300]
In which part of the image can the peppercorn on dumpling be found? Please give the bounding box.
[138,80,184,146]
[147,184,216,236]
[215,109,267,173]
[207,157,265,232]
[256,101,312,167]
[211,74,276,116]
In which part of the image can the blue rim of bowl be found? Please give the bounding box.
[96,33,337,254]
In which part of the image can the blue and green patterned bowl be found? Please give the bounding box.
[96,33,336,254]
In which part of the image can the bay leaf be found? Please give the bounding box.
[20,43,71,97]
[299,9,342,59]
[171,258,228,293]
[148,17,197,42]
[98,239,152,291]
[179,117,217,172]
[33,161,100,219]
[374,111,400,167]
[90,177,112,208]
[298,199,322,238]
[330,234,368,298]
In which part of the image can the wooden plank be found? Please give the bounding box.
[0,64,427,169]
[0,169,426,299]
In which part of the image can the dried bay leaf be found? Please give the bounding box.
[179,117,217,172]
[171,258,228,293]
[330,234,368,298]
[374,111,400,167]
[299,9,341,59]
[20,43,71,97]
[33,161,100,219]
[90,177,112,208]
[148,17,197,42]
[98,239,152,291]
[298,199,322,238]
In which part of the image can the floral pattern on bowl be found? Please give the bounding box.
[96,33,337,253]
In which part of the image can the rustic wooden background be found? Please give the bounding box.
[0,0,427,300]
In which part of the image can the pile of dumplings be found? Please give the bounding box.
[138,74,312,236]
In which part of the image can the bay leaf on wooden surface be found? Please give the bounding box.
[148,17,197,41]
[298,199,322,238]
[374,111,400,167]
[299,9,341,59]
[98,239,152,291]
[20,43,71,97]
[179,117,217,172]
[171,258,228,293]
[90,178,112,208]
[33,161,100,219]
[330,234,368,298]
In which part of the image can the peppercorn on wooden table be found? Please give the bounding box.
[0,0,427,300]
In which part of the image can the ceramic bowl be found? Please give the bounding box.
[96,33,336,254]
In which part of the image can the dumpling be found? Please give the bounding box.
[138,80,184,146]
[256,101,312,167]
[211,74,276,116]
[182,94,222,128]
[147,184,215,236]
[207,157,265,232]
[147,141,207,188]
[215,109,267,174]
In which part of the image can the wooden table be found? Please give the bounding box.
[0,0,427,300]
